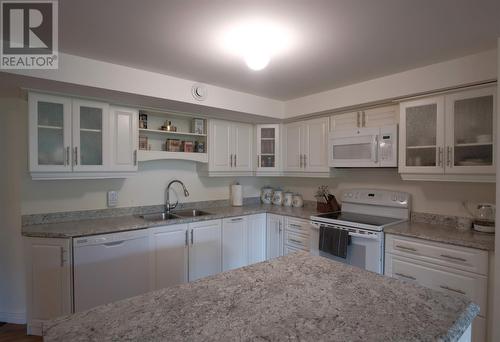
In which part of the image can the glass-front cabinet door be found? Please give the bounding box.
[399,96,445,174]
[29,93,73,172]
[256,124,280,171]
[445,86,496,174]
[72,100,110,171]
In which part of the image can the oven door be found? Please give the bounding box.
[311,223,384,274]
[328,128,380,167]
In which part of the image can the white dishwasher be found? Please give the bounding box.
[73,230,151,312]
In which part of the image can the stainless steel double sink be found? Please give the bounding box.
[140,209,212,222]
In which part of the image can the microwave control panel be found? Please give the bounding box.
[379,126,398,166]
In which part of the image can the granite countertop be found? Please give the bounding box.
[22,204,319,238]
[43,252,478,342]
[385,221,495,251]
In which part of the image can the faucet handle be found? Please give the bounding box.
[167,200,178,212]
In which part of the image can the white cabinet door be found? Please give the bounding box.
[232,123,253,171]
[72,99,110,172]
[256,124,280,171]
[283,122,304,171]
[330,111,359,131]
[362,105,399,128]
[445,86,496,175]
[150,224,188,290]
[188,220,222,281]
[304,117,329,172]
[110,106,138,172]
[25,238,72,336]
[247,213,267,265]
[222,216,248,271]
[29,93,73,173]
[399,96,445,174]
[209,120,232,171]
[266,214,284,259]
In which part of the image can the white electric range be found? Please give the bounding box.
[310,189,410,274]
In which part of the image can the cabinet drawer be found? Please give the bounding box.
[284,244,305,255]
[386,234,488,275]
[285,217,311,236]
[386,254,487,317]
[284,230,309,250]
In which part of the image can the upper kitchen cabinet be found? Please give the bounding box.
[256,124,280,173]
[283,117,330,176]
[330,105,398,131]
[28,92,138,179]
[199,119,253,176]
[399,86,496,182]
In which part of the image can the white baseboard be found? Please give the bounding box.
[0,311,27,324]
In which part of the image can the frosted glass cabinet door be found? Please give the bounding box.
[399,97,445,174]
[445,87,496,174]
[29,93,72,172]
[72,100,110,171]
[256,124,280,171]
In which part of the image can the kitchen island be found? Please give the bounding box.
[44,252,477,342]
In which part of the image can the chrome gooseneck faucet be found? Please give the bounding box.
[165,180,190,213]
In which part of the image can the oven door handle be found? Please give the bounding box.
[348,232,380,240]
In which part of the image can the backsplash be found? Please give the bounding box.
[411,212,464,227]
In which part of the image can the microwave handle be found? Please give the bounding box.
[372,136,379,164]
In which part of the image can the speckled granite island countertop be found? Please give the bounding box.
[44,252,478,342]
[385,221,495,251]
[22,203,319,238]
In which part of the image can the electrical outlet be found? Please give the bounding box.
[107,191,118,208]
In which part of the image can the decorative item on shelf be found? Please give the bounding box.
[260,187,273,204]
[283,192,293,207]
[192,118,205,134]
[230,182,243,207]
[139,136,148,150]
[139,112,148,129]
[292,194,304,208]
[195,141,205,153]
[182,141,194,152]
[161,121,177,132]
[315,185,341,213]
[272,189,284,206]
[166,139,181,152]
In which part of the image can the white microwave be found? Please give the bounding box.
[328,125,398,167]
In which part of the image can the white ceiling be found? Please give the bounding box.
[60,0,500,100]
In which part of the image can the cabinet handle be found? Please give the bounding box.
[289,238,303,245]
[303,154,307,168]
[446,146,452,167]
[357,112,361,127]
[231,217,244,222]
[438,147,443,166]
[278,221,282,233]
[74,147,78,165]
[289,224,303,228]
[60,247,64,267]
[440,254,467,262]
[234,154,237,167]
[440,285,466,295]
[185,230,188,246]
[395,272,416,281]
[395,245,417,252]
[66,146,70,166]
[133,150,137,166]
[190,229,194,245]
[257,154,260,167]
[362,111,366,127]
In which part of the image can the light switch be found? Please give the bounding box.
[107,191,118,207]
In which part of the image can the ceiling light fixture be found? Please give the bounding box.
[217,17,295,71]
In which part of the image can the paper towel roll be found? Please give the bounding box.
[231,184,243,206]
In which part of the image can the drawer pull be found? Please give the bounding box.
[440,285,466,295]
[439,254,467,262]
[395,245,417,252]
[230,218,244,222]
[289,238,303,245]
[289,224,303,228]
[394,272,416,281]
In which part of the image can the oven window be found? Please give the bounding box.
[333,143,371,160]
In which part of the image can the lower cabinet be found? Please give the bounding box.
[150,224,189,290]
[24,237,72,336]
[188,220,222,281]
[283,217,311,254]
[247,213,267,264]
[385,234,489,342]
[267,214,284,259]
[222,216,249,271]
